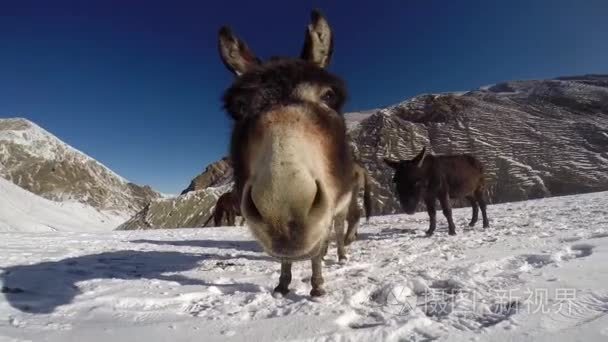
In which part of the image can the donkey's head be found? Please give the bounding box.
[384,147,429,214]
[219,10,354,260]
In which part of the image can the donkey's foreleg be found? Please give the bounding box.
[273,261,292,295]
[425,197,437,236]
[439,192,456,235]
[333,213,348,262]
[310,254,326,297]
[467,195,479,227]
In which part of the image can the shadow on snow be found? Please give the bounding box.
[129,238,264,253]
[0,249,267,314]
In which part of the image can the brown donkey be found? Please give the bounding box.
[203,191,244,227]
[384,147,489,236]
[325,162,372,262]
[218,10,356,296]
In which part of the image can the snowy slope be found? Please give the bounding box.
[0,178,128,232]
[1,191,607,341]
[0,118,159,215]
[345,108,379,130]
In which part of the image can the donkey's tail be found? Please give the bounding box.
[362,170,372,221]
[202,206,216,227]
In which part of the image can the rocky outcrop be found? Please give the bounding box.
[180,157,233,195]
[116,185,231,230]
[118,158,235,230]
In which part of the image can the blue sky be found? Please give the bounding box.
[1,0,607,194]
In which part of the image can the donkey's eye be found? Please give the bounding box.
[321,89,336,106]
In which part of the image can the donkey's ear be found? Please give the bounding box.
[218,26,260,76]
[300,9,333,68]
[383,158,401,170]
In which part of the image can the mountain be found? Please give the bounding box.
[180,157,233,195]
[116,184,231,230]
[351,74,608,213]
[121,74,608,228]
[0,177,125,232]
[0,118,160,217]
[117,158,234,230]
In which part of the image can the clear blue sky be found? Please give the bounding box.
[1,0,606,194]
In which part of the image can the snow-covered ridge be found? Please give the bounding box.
[0,117,127,183]
[0,177,127,232]
[0,117,159,216]
[345,109,380,130]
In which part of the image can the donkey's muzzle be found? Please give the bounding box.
[240,106,333,257]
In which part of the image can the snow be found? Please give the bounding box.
[345,109,378,130]
[1,191,608,341]
[0,178,127,232]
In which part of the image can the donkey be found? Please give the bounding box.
[218,10,356,296]
[384,147,489,236]
[329,162,372,262]
[343,162,372,246]
[203,190,244,227]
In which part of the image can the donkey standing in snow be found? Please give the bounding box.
[203,190,244,227]
[384,147,489,236]
[328,162,372,262]
[218,10,360,296]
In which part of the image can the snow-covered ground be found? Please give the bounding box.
[1,191,607,341]
[0,178,127,232]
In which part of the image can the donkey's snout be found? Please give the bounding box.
[245,175,327,232]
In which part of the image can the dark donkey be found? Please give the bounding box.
[218,10,357,296]
[203,191,244,227]
[384,147,489,236]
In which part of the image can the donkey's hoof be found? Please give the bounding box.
[483,223,490,229]
[468,221,476,227]
[449,231,457,236]
[425,230,435,237]
[310,287,326,297]
[338,256,348,265]
[273,285,290,296]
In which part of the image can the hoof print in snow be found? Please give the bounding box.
[590,232,608,239]
[475,301,520,328]
[568,244,594,259]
